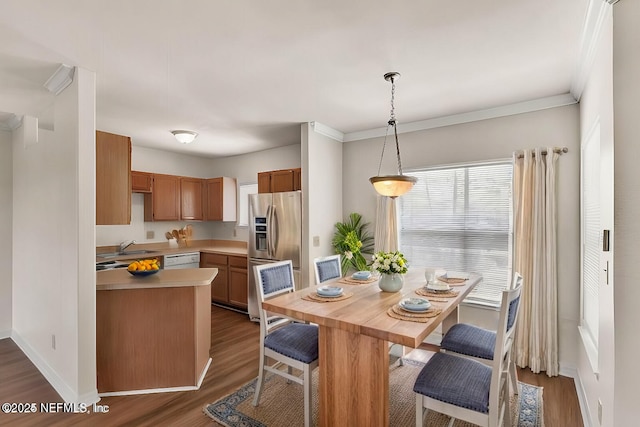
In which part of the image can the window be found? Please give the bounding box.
[580,122,600,355]
[237,183,258,227]
[399,161,513,307]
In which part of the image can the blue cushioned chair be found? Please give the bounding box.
[440,272,523,394]
[414,279,522,427]
[313,254,342,285]
[253,260,319,427]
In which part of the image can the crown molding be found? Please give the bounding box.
[570,0,612,100]
[310,121,344,142]
[343,93,577,142]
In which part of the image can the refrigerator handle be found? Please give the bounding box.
[272,205,278,257]
[266,204,272,258]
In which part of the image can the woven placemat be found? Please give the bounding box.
[302,291,354,302]
[386,304,443,323]
[437,276,467,286]
[415,287,459,298]
[337,277,377,285]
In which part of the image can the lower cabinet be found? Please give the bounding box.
[200,253,247,310]
[228,256,248,310]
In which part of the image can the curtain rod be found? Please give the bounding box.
[516,147,568,159]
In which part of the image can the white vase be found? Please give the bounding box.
[378,273,404,293]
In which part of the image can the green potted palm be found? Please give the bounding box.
[332,213,374,275]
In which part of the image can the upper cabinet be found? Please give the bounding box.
[131,171,152,193]
[258,168,301,193]
[138,172,236,222]
[144,174,181,221]
[181,177,204,220]
[96,130,131,225]
[205,177,237,222]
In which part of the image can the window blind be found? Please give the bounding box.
[399,162,513,306]
[581,127,600,345]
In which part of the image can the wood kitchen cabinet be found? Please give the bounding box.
[204,177,237,221]
[228,256,248,310]
[258,168,301,193]
[96,130,131,225]
[200,253,247,310]
[144,174,181,221]
[257,172,272,193]
[131,171,152,193]
[180,177,204,220]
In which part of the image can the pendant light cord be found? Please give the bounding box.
[376,75,404,176]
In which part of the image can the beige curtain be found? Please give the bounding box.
[374,196,398,253]
[513,147,559,376]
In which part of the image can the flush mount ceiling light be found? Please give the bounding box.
[369,72,417,198]
[171,130,198,144]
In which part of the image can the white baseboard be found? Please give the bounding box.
[10,332,100,405]
[99,357,212,398]
[572,368,593,427]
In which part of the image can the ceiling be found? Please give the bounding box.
[0,0,589,158]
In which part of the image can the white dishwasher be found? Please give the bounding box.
[164,252,200,269]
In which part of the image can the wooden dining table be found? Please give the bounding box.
[261,268,481,427]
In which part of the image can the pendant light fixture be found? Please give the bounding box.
[369,72,417,198]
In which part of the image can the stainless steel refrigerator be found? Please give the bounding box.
[248,191,302,321]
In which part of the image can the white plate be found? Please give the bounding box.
[399,297,431,312]
[316,292,343,298]
[317,286,343,297]
[426,282,450,292]
[351,271,372,280]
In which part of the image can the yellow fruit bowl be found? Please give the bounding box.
[128,269,160,277]
[127,259,161,276]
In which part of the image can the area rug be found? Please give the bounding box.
[204,359,544,427]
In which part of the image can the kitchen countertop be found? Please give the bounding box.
[96,239,248,262]
[96,267,218,291]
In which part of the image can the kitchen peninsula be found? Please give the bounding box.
[96,268,217,395]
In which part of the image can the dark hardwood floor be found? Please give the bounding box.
[0,305,583,426]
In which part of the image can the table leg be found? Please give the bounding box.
[441,305,459,335]
[318,325,389,427]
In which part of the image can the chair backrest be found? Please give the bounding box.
[489,278,523,410]
[510,271,523,290]
[253,260,296,334]
[254,260,296,301]
[313,254,342,285]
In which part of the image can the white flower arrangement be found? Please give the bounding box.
[371,251,408,275]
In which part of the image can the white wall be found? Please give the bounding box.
[343,105,581,372]
[0,130,12,338]
[611,1,640,424]
[302,123,343,287]
[576,5,614,426]
[12,68,98,403]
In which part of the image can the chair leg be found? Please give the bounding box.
[504,370,512,427]
[303,364,312,427]
[415,394,424,427]
[287,365,293,384]
[252,354,266,407]
[509,360,519,395]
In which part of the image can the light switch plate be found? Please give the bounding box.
[313,236,320,247]
[146,230,154,239]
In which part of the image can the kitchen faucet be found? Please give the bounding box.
[119,240,136,252]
